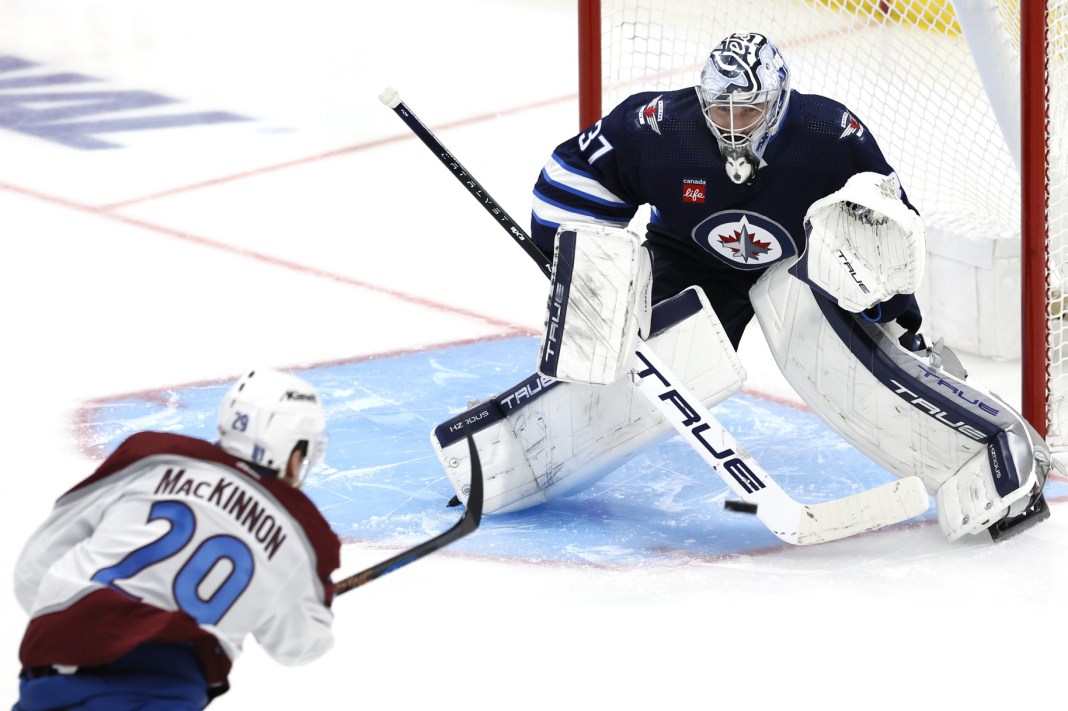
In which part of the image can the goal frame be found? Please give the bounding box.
[576,0,1054,439]
[1021,1,1050,438]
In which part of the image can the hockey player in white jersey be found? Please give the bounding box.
[432,32,1056,543]
[12,368,339,709]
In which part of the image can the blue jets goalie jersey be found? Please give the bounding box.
[531,87,921,344]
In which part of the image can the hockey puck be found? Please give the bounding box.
[724,500,758,514]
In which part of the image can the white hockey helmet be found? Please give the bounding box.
[217,368,328,485]
[698,32,791,159]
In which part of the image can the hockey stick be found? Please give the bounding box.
[335,433,483,595]
[379,87,930,544]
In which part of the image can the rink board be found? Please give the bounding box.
[78,336,1067,566]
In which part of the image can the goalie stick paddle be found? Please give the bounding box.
[379,86,930,545]
[335,433,483,595]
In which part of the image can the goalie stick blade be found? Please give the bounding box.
[763,476,930,545]
[334,434,483,596]
[630,341,927,545]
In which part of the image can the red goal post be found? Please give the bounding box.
[577,0,1066,449]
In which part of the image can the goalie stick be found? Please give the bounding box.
[335,433,483,595]
[379,86,929,545]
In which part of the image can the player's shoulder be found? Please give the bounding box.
[605,87,702,133]
[612,87,700,112]
[787,90,874,141]
[260,475,341,571]
[65,431,237,496]
[790,89,850,115]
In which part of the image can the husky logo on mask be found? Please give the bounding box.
[720,143,758,184]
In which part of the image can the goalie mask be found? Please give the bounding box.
[217,367,328,486]
[699,32,791,184]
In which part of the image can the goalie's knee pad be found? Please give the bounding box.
[433,287,746,514]
[538,223,652,386]
[751,258,1054,541]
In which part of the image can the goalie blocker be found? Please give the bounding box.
[538,223,652,386]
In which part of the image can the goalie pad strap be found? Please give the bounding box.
[538,224,652,386]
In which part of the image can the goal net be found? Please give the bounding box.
[578,0,1068,450]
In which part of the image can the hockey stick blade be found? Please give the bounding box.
[335,433,483,595]
[381,88,929,544]
[631,343,929,544]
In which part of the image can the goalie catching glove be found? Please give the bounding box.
[538,223,652,386]
[803,171,926,314]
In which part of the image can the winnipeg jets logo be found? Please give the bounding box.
[638,95,664,134]
[839,111,866,139]
[691,211,797,270]
[719,221,772,262]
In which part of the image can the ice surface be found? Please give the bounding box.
[1,1,1064,709]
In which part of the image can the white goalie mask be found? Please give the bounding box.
[217,367,328,485]
[698,33,791,181]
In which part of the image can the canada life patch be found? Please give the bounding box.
[691,211,797,270]
[682,178,706,203]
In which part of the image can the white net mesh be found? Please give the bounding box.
[603,3,1012,229]
[593,0,1067,449]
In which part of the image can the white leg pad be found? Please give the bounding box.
[433,287,746,514]
[538,223,652,386]
[751,259,1052,539]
